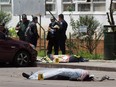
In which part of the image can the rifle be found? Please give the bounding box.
[46,7,58,22]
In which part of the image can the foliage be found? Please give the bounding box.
[8,27,18,37]
[37,50,103,60]
[0,11,11,25]
[66,39,77,54]
[77,50,103,60]
[38,51,46,57]
[70,15,104,54]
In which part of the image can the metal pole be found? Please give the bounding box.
[43,31,46,56]
[95,32,97,58]
[69,32,72,54]
[37,22,46,56]
[39,15,42,51]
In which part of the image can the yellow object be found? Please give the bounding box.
[44,56,53,63]
[38,73,44,80]
[74,55,80,58]
[77,55,80,58]
[53,25,60,29]
[55,58,59,63]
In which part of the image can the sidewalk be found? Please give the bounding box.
[37,57,116,72]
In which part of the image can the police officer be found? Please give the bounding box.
[58,14,68,54]
[47,17,59,55]
[25,16,39,47]
[16,14,30,41]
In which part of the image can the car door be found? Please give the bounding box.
[0,38,6,61]
[0,37,15,62]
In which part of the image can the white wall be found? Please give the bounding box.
[7,0,116,38]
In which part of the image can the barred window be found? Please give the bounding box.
[93,3,105,11]
[0,0,10,4]
[0,5,11,13]
[46,4,55,11]
[63,0,75,11]
[78,4,91,11]
[93,0,105,1]
[46,0,56,11]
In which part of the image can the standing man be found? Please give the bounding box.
[47,17,59,55]
[16,14,30,41]
[25,16,39,47]
[58,14,68,54]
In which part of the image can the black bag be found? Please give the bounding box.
[26,27,33,36]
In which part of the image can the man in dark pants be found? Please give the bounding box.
[25,16,39,47]
[47,17,59,55]
[58,14,68,54]
[16,14,30,41]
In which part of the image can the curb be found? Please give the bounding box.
[37,63,116,72]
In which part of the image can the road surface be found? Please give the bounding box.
[0,67,116,87]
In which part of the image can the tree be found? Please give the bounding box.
[0,11,11,25]
[104,0,116,60]
[106,0,115,31]
[70,15,104,54]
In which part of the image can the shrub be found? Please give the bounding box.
[8,27,18,37]
[77,50,103,60]
[0,11,11,25]
[70,15,104,54]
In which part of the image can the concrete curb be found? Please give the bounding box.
[37,63,116,72]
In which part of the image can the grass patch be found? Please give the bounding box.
[38,50,46,57]
[37,50,104,60]
[77,50,103,60]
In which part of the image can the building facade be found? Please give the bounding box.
[0,0,116,36]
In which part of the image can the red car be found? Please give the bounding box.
[0,32,37,67]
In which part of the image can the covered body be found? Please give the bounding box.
[29,68,89,81]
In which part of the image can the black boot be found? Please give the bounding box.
[22,72,30,79]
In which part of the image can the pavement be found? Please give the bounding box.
[37,57,116,72]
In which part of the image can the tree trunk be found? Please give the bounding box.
[106,0,115,31]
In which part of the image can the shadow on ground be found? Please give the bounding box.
[0,62,38,68]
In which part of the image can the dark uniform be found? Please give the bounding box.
[58,19,68,54]
[47,21,59,55]
[25,20,39,47]
[16,14,30,41]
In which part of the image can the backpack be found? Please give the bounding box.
[25,26,33,37]
[25,22,39,40]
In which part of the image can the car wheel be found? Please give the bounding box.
[14,51,30,67]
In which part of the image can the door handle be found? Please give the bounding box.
[11,46,16,49]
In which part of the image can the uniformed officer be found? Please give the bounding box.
[47,17,59,55]
[16,14,30,41]
[25,16,39,47]
[58,14,68,54]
